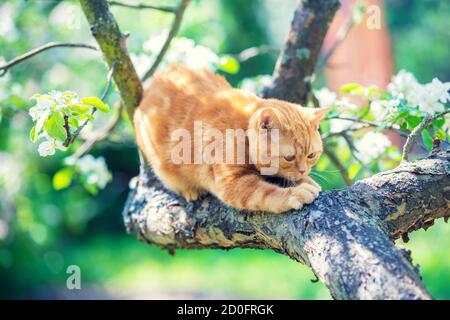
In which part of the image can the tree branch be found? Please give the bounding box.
[322,116,408,140]
[402,110,450,162]
[316,14,354,71]
[235,45,280,62]
[88,0,447,300]
[124,148,449,299]
[79,0,143,116]
[261,0,341,104]
[0,42,97,77]
[107,0,177,13]
[141,0,191,81]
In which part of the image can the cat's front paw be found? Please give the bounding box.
[287,182,321,210]
[302,176,321,191]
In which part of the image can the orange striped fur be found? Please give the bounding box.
[134,64,328,213]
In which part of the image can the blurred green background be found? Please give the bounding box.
[0,0,449,299]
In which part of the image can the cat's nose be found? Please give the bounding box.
[298,169,306,175]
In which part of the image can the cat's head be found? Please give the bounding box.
[248,100,329,182]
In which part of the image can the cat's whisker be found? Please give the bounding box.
[309,172,329,184]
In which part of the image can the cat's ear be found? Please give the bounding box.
[259,108,281,129]
[310,107,330,130]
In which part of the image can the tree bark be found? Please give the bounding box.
[262,0,340,104]
[123,148,449,300]
[79,0,143,116]
[79,0,450,300]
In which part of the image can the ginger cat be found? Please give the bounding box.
[134,64,328,213]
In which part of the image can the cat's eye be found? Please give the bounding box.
[284,155,295,161]
[307,152,317,159]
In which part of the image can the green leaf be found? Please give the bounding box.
[218,55,240,74]
[367,86,380,97]
[432,116,445,129]
[340,83,361,94]
[45,113,67,141]
[83,182,98,195]
[405,115,423,131]
[352,2,366,24]
[68,117,79,128]
[72,104,91,114]
[53,168,73,190]
[421,129,433,151]
[35,110,50,135]
[400,121,408,131]
[76,113,94,121]
[435,129,446,141]
[349,87,366,95]
[52,111,65,126]
[29,126,37,142]
[81,97,110,112]
[348,163,362,180]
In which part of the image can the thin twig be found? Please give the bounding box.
[63,115,72,145]
[402,110,450,162]
[322,116,407,140]
[0,42,97,77]
[142,0,191,81]
[316,15,354,71]
[107,0,177,13]
[324,145,352,186]
[341,132,366,165]
[70,103,124,160]
[64,62,118,147]
[235,45,279,62]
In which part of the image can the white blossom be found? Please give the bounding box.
[407,83,446,115]
[0,3,18,41]
[75,155,111,189]
[240,75,272,94]
[370,99,400,120]
[184,45,219,70]
[29,98,53,121]
[315,88,337,108]
[130,53,152,79]
[387,70,419,100]
[37,139,66,157]
[388,70,449,115]
[49,2,81,30]
[0,152,22,194]
[328,119,355,134]
[38,141,56,157]
[355,131,392,163]
[334,97,358,112]
[427,78,450,104]
[142,34,219,71]
[143,30,169,53]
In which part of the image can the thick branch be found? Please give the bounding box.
[261,0,340,104]
[124,149,449,299]
[79,0,143,116]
